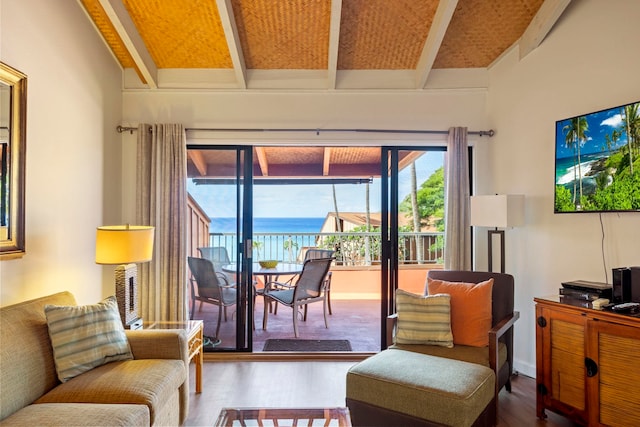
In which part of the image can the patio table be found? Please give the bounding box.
[221,262,303,285]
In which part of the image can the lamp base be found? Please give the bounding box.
[115,263,140,325]
[487,229,505,273]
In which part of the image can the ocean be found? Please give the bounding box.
[209,217,326,233]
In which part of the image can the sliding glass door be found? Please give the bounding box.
[187,146,253,352]
[380,147,446,348]
[187,144,448,352]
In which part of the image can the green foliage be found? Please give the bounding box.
[556,152,640,212]
[399,166,444,230]
[555,185,574,212]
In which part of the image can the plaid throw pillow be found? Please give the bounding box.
[45,296,133,382]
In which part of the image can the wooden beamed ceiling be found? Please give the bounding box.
[79,0,571,91]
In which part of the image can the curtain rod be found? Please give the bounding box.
[116,125,494,137]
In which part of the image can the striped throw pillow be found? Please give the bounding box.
[44,296,133,382]
[395,289,454,347]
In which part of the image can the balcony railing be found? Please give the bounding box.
[207,231,444,266]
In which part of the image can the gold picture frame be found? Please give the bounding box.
[0,62,27,259]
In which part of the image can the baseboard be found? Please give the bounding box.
[513,358,536,378]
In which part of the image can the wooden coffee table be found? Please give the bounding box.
[215,407,351,426]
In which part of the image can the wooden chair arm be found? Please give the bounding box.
[386,313,398,348]
[488,311,520,375]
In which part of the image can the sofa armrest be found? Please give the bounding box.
[126,329,190,425]
[487,311,520,376]
[126,329,189,365]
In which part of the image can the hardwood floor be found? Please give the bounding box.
[185,361,579,426]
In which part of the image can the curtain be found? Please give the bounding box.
[136,124,189,322]
[444,127,472,270]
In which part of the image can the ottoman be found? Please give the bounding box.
[346,349,496,427]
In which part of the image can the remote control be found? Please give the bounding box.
[611,302,640,313]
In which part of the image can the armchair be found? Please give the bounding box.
[387,270,519,422]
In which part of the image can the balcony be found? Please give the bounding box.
[190,231,443,353]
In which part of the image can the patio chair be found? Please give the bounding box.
[262,257,334,337]
[272,248,335,316]
[302,249,335,315]
[187,256,237,337]
[199,246,236,285]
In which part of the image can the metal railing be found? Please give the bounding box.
[207,231,444,266]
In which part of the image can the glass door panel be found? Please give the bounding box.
[381,148,445,347]
[186,146,253,352]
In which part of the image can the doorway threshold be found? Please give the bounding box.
[204,351,375,362]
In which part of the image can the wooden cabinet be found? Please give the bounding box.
[535,297,640,427]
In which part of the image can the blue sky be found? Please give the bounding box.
[555,102,637,159]
[188,150,444,218]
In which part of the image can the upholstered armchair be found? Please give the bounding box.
[387,270,520,420]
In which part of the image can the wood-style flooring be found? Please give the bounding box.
[185,361,578,426]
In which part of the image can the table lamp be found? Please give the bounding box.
[470,195,524,273]
[96,225,154,328]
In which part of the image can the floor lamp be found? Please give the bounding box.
[470,195,524,273]
[96,225,154,329]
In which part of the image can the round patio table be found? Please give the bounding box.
[221,262,303,285]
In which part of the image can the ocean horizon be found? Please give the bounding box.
[210,217,326,233]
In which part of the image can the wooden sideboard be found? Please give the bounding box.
[534,296,640,427]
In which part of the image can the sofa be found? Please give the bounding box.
[0,292,190,426]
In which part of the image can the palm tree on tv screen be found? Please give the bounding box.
[563,116,588,208]
[622,103,639,175]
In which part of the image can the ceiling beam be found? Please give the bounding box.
[323,147,332,176]
[97,0,158,88]
[398,151,425,172]
[216,0,247,89]
[255,147,269,176]
[327,0,343,90]
[415,0,458,89]
[189,150,208,177]
[519,0,571,60]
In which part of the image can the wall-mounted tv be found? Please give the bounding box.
[555,100,640,213]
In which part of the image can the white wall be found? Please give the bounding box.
[0,0,123,306]
[486,0,640,376]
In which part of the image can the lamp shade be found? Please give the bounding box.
[95,225,154,265]
[470,195,524,228]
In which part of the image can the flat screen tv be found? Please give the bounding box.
[555,100,640,213]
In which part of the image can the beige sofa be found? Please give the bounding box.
[0,292,190,426]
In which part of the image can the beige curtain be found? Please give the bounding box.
[444,127,472,270]
[136,124,189,322]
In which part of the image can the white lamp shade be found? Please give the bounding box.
[470,195,524,228]
[95,225,154,265]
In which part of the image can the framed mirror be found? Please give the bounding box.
[0,62,27,259]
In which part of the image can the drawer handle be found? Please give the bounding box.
[537,316,547,328]
[585,357,598,377]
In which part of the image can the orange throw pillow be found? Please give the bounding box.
[426,277,493,347]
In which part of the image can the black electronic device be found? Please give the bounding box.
[631,266,640,303]
[554,100,640,214]
[561,280,612,298]
[610,302,640,314]
[612,267,632,303]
